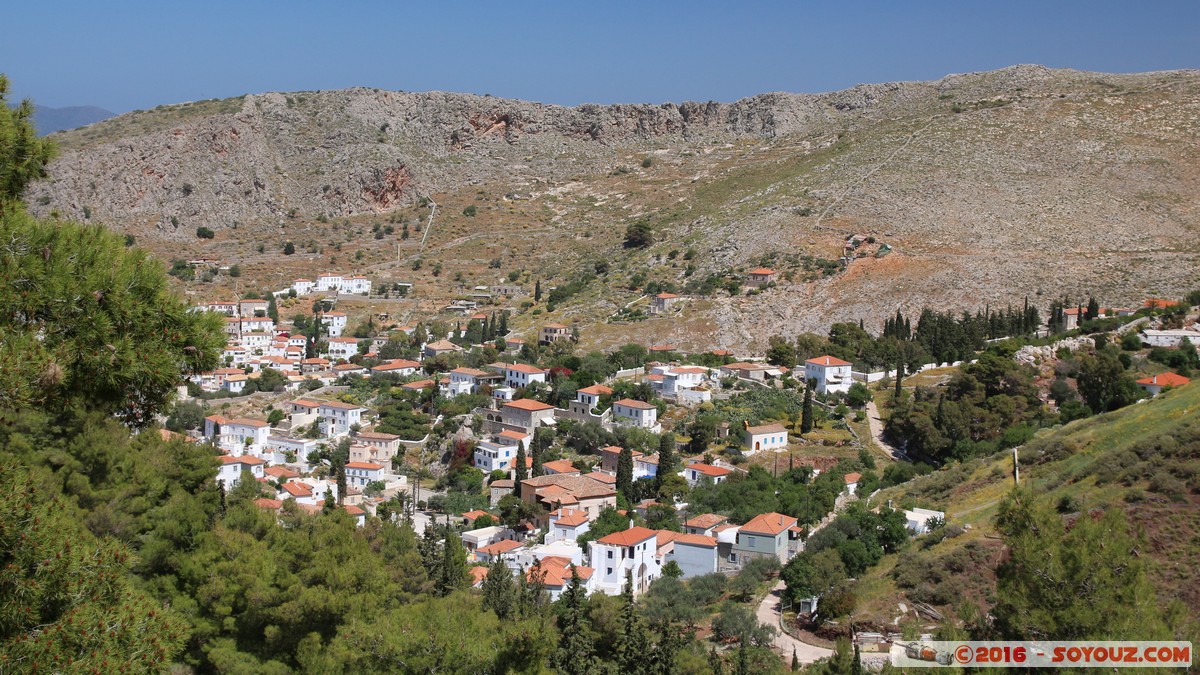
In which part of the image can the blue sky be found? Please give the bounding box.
[4,1,1198,112]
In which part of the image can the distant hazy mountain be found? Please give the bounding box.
[33,105,115,134]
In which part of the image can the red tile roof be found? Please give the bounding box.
[597,526,658,547]
[254,498,283,510]
[688,463,732,477]
[684,513,729,530]
[345,461,383,470]
[542,459,579,474]
[504,362,548,375]
[265,466,300,479]
[740,512,799,536]
[504,398,556,412]
[578,384,614,396]
[281,481,313,497]
[806,355,852,367]
[220,454,266,465]
[1137,372,1190,387]
[844,472,863,484]
[479,539,523,556]
[674,533,718,548]
[614,398,656,410]
[462,509,491,521]
[550,508,590,527]
[748,267,777,275]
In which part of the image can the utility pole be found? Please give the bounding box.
[1012,447,1020,488]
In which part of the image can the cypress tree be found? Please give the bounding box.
[656,432,676,491]
[499,310,509,335]
[617,446,634,501]
[534,279,542,302]
[532,445,544,477]
[515,441,528,482]
[895,358,905,399]
[801,382,815,434]
[792,647,799,671]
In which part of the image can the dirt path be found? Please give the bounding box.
[865,399,905,460]
[757,580,833,665]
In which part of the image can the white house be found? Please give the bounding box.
[342,275,372,295]
[370,359,421,377]
[1139,329,1200,349]
[804,355,853,395]
[501,363,549,389]
[743,423,788,455]
[844,472,862,496]
[575,384,612,412]
[216,455,265,489]
[319,401,368,437]
[223,345,248,366]
[326,337,360,360]
[222,374,249,394]
[588,526,661,597]
[683,513,729,537]
[612,398,658,431]
[666,533,719,579]
[661,366,709,395]
[1136,372,1190,396]
[546,507,591,545]
[344,461,386,489]
[633,454,659,481]
[321,312,348,338]
[291,279,315,296]
[474,438,520,474]
[904,507,945,534]
[315,273,344,292]
[684,463,731,487]
[220,418,272,455]
[447,367,491,396]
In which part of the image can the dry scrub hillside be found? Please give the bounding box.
[27,65,1200,350]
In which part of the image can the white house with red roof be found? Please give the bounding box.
[612,398,659,432]
[805,355,853,394]
[476,538,523,564]
[1136,372,1190,397]
[844,472,862,496]
[319,400,369,436]
[546,507,591,545]
[216,455,265,489]
[732,512,799,564]
[220,418,272,455]
[343,275,371,295]
[588,526,661,597]
[500,362,549,389]
[344,461,386,489]
[684,463,732,487]
[325,337,360,360]
[447,367,494,396]
[575,383,612,411]
[370,359,421,377]
[683,513,729,537]
[649,292,683,315]
[743,422,788,455]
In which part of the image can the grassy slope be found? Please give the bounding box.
[854,381,1200,628]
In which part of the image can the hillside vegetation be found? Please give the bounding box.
[857,380,1200,634]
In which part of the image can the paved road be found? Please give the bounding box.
[756,580,832,665]
[865,399,905,460]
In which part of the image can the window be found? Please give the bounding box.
[607,567,613,575]
[607,550,613,559]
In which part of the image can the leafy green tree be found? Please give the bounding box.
[846,381,872,408]
[1076,350,1141,413]
[0,75,56,205]
[688,416,716,454]
[166,399,206,431]
[623,221,653,249]
[766,335,798,369]
[992,490,1172,640]
[0,208,224,426]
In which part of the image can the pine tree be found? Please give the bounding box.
[0,75,56,203]
[551,565,597,674]
[515,441,528,482]
[418,523,443,578]
[650,618,680,675]
[617,446,634,501]
[801,383,815,434]
[615,572,651,675]
[481,556,516,619]
[438,529,469,596]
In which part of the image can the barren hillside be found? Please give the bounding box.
[27,65,1200,350]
